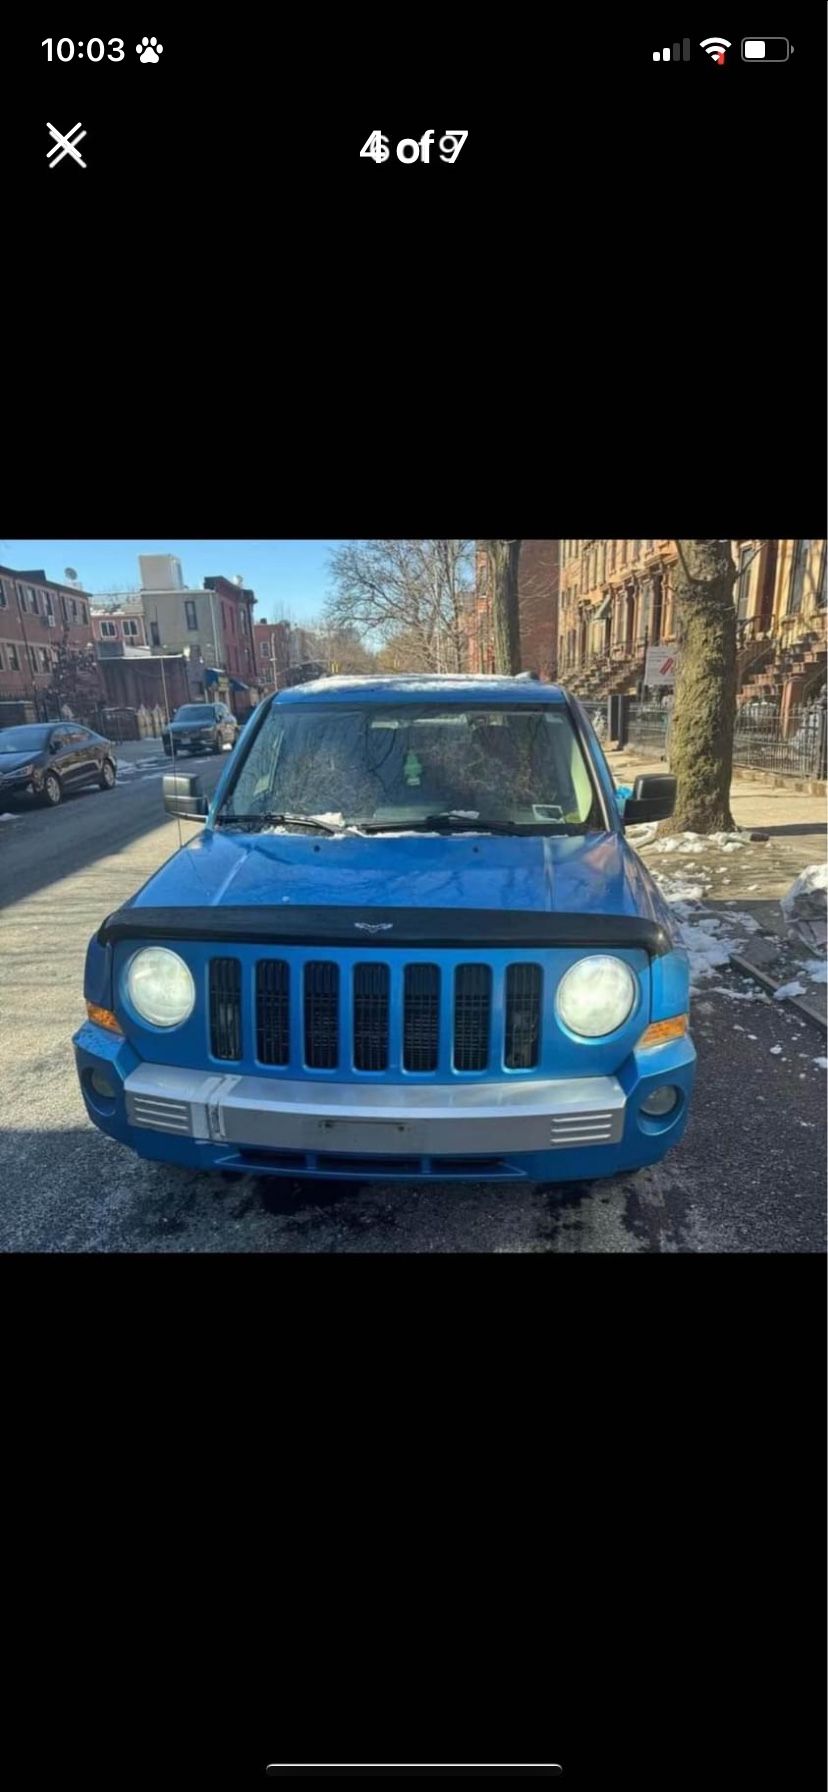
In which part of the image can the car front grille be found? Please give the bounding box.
[209,958,242,1060]
[207,954,550,1075]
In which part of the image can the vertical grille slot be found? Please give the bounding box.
[453,964,492,1071]
[353,963,390,1071]
[304,961,339,1068]
[209,957,242,1061]
[505,963,542,1069]
[256,959,290,1065]
[403,964,440,1071]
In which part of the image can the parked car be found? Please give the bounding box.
[74,676,696,1191]
[0,722,117,807]
[161,703,238,757]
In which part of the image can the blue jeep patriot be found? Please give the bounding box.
[73,675,696,1185]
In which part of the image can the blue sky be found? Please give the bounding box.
[0,540,345,624]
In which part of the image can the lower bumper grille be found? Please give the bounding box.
[549,1111,616,1146]
[129,1093,192,1135]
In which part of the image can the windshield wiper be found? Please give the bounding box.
[215,812,357,835]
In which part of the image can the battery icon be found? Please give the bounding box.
[742,37,791,60]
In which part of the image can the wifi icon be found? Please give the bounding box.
[700,36,731,64]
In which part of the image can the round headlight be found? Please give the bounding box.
[556,955,637,1037]
[126,947,196,1028]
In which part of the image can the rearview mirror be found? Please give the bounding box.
[623,774,677,824]
[163,772,209,819]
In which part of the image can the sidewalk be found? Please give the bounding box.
[607,747,827,907]
[114,737,166,763]
[607,747,827,1030]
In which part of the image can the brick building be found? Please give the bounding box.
[0,565,101,718]
[254,620,292,690]
[136,556,260,717]
[90,598,148,648]
[557,539,826,714]
[466,541,559,678]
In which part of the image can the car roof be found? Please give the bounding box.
[273,675,569,707]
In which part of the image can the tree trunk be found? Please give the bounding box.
[661,540,738,834]
[483,540,522,674]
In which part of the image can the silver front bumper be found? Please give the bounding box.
[124,1065,626,1155]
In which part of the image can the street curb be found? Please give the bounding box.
[728,951,827,1033]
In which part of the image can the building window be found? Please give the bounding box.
[0,578,13,606]
[43,591,54,619]
[71,598,78,621]
[0,645,4,669]
[81,601,88,623]
[150,621,161,647]
[29,647,38,671]
[100,619,117,638]
[788,539,815,616]
[27,586,39,614]
[39,647,50,671]
[222,603,227,630]
[60,594,68,623]
[123,618,139,638]
[8,645,20,671]
[185,600,198,630]
[736,544,753,621]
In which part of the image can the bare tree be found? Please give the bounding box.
[480,540,522,673]
[327,540,474,672]
[662,540,738,834]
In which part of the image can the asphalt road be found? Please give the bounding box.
[1,764,825,1253]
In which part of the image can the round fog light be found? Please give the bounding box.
[641,1085,679,1117]
[90,1069,116,1100]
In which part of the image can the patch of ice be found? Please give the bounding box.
[709,986,767,1001]
[0,812,18,821]
[814,1057,828,1071]
[769,1045,782,1055]
[732,1024,745,1031]
[773,980,807,1001]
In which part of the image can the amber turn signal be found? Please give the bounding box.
[86,1001,123,1035]
[638,1014,688,1049]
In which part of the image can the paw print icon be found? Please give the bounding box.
[136,36,163,62]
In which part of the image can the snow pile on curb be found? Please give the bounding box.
[780,863,828,922]
[646,830,748,856]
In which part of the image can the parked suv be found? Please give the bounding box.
[74,676,696,1190]
[161,703,238,756]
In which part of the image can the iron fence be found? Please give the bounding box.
[626,702,670,758]
[733,703,827,779]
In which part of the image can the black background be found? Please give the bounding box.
[3,11,827,1791]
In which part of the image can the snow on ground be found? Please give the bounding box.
[773,980,807,1001]
[0,812,18,822]
[646,830,749,856]
[780,862,828,920]
[814,1058,828,1070]
[798,960,828,984]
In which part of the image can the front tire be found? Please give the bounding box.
[99,758,116,790]
[41,771,62,807]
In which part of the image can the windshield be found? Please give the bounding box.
[0,726,50,753]
[172,706,215,721]
[218,703,604,832]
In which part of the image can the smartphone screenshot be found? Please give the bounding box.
[2,14,826,1791]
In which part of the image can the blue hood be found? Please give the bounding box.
[125,827,675,933]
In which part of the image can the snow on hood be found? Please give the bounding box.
[124,825,677,935]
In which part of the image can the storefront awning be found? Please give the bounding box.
[203,666,223,686]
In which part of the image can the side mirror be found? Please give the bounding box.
[163,772,209,820]
[48,735,60,754]
[623,774,677,824]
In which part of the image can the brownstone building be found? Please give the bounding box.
[557,538,826,714]
[466,541,559,677]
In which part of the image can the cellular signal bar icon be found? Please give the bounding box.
[653,39,691,61]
